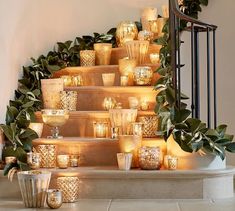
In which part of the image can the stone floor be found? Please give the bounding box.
[1,197,235,211]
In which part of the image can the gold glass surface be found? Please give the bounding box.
[131,122,144,137]
[120,75,129,86]
[118,57,136,85]
[57,177,80,203]
[133,66,153,86]
[138,30,154,42]
[60,91,77,111]
[94,43,112,65]
[36,145,57,168]
[102,97,117,110]
[93,122,108,138]
[72,75,83,86]
[140,99,150,111]
[138,146,161,170]
[47,189,63,209]
[70,155,79,167]
[57,154,70,169]
[138,115,158,138]
[60,75,73,87]
[27,152,41,169]
[157,18,167,37]
[116,21,138,47]
[80,50,95,66]
[150,53,160,64]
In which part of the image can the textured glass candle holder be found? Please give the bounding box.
[47,189,63,209]
[157,18,167,37]
[102,97,117,110]
[128,97,139,109]
[94,43,112,65]
[70,155,79,167]
[116,21,138,47]
[149,20,158,34]
[141,7,158,31]
[36,145,57,168]
[41,79,64,109]
[80,50,95,66]
[72,75,83,86]
[60,75,73,87]
[93,122,108,138]
[120,75,129,86]
[57,155,70,169]
[102,73,115,86]
[60,91,77,111]
[150,53,160,64]
[131,122,144,137]
[138,146,161,170]
[117,153,133,170]
[133,66,153,85]
[57,177,80,203]
[125,41,149,65]
[27,152,41,170]
[140,99,150,111]
[168,156,178,170]
[109,109,137,135]
[138,30,154,42]
[138,115,158,138]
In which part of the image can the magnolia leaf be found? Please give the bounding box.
[205,129,219,137]
[223,134,234,142]
[216,124,227,137]
[225,142,235,153]
[174,109,191,123]
[22,101,34,108]
[200,0,208,6]
[185,118,201,133]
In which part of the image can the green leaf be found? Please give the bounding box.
[216,124,227,137]
[225,142,235,153]
[5,106,19,125]
[185,118,201,133]
[174,109,191,123]
[199,0,208,6]
[22,101,34,108]
[205,129,219,137]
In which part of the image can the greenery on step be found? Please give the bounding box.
[154,0,235,160]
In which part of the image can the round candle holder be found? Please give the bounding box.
[27,152,41,170]
[47,189,63,209]
[133,66,153,86]
[57,155,70,169]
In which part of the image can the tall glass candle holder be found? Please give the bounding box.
[80,50,95,66]
[125,41,149,65]
[94,43,112,65]
[57,155,70,169]
[93,122,108,138]
[141,7,158,31]
[36,145,57,168]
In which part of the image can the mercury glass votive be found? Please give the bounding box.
[125,41,149,65]
[132,122,144,137]
[117,153,133,170]
[128,97,139,109]
[94,43,112,65]
[60,91,77,111]
[138,146,161,170]
[150,53,160,64]
[70,155,79,167]
[138,115,158,138]
[168,156,178,170]
[47,189,63,209]
[157,18,167,37]
[57,155,70,169]
[111,127,120,139]
[93,122,108,138]
[57,177,80,203]
[138,30,154,42]
[36,145,57,168]
[141,7,158,31]
[102,73,115,86]
[102,97,117,110]
[140,99,150,111]
[60,75,73,87]
[164,155,172,169]
[116,21,138,47]
[72,75,83,86]
[133,66,153,85]
[120,75,129,86]
[27,152,41,170]
[80,50,95,66]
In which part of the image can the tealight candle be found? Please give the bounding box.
[57,155,70,169]
[61,75,73,87]
[140,99,150,111]
[93,122,108,138]
[117,153,133,170]
[120,75,129,86]
[94,43,112,65]
[150,53,160,64]
[80,50,95,66]
[168,156,178,170]
[102,73,115,86]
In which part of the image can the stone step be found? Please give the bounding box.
[32,137,166,166]
[35,111,155,137]
[1,167,234,200]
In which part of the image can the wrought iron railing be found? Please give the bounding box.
[169,0,217,128]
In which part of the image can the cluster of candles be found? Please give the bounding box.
[60,75,83,87]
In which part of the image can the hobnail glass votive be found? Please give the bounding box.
[60,91,77,111]
[94,43,112,65]
[117,153,133,170]
[125,41,149,65]
[36,145,57,168]
[138,115,158,138]
[47,189,63,209]
[138,30,154,42]
[57,177,80,203]
[133,66,153,86]
[80,50,95,66]
[57,154,70,169]
[138,146,161,170]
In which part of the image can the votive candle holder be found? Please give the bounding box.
[72,75,83,86]
[141,7,158,31]
[117,153,133,170]
[168,156,178,170]
[102,73,115,86]
[60,91,77,111]
[150,53,160,64]
[57,155,70,169]
[27,152,41,169]
[131,122,144,137]
[94,43,112,65]
[36,145,57,168]
[70,155,79,167]
[46,189,63,209]
[80,50,95,66]
[120,75,129,86]
[140,99,150,111]
[93,122,108,138]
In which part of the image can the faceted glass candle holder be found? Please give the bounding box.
[125,41,149,65]
[57,155,70,169]
[36,145,57,168]
[117,153,133,170]
[138,146,161,170]
[133,66,153,86]
[80,50,95,66]
[93,122,108,138]
[60,91,77,111]
[94,43,112,65]
[57,177,80,203]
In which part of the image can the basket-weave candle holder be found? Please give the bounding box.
[36,145,57,168]
[137,115,158,138]
[60,91,77,111]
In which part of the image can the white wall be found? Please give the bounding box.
[0,0,235,163]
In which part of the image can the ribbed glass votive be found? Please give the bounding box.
[60,91,77,111]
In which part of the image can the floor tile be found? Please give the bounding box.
[109,199,179,211]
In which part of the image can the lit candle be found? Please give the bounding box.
[102,73,115,86]
[117,153,133,170]
[57,155,70,169]
[60,75,73,87]
[102,97,116,110]
[27,152,41,169]
[94,43,112,65]
[141,7,158,31]
[150,53,160,64]
[93,122,108,138]
[120,75,129,86]
[132,122,144,137]
[72,75,83,86]
[70,155,79,167]
[140,99,150,111]
[80,50,95,66]
[168,156,178,170]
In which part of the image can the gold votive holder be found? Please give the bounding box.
[5,156,17,164]
[80,50,95,66]
[168,156,178,170]
[57,177,80,203]
[27,152,41,170]
[60,75,73,87]
[102,97,116,110]
[94,43,112,65]
[102,73,115,86]
[57,155,70,169]
[118,57,136,85]
[138,116,158,138]
[128,97,139,109]
[150,53,160,64]
[60,91,77,111]
[70,155,79,167]
[111,127,120,139]
[141,7,158,31]
[120,75,129,86]
[157,18,167,37]
[138,30,154,42]
[116,21,138,47]
[133,66,153,86]
[47,189,63,209]
[72,75,83,86]
[125,41,149,65]
[117,153,133,170]
[138,146,161,170]
[149,20,158,35]
[36,145,57,168]
[118,135,141,168]
[140,99,150,111]
[93,122,108,138]
[164,155,172,169]
[131,122,144,137]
